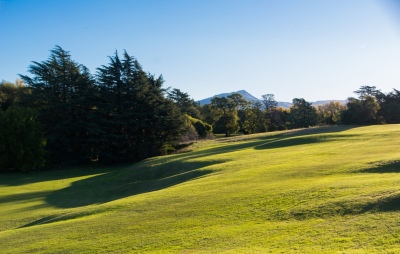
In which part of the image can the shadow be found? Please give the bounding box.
[19,209,107,229]
[45,159,222,209]
[254,136,324,150]
[362,194,400,212]
[0,166,115,187]
[171,126,359,161]
[41,125,359,210]
[18,159,220,228]
[360,160,400,173]
[254,133,360,150]
[288,193,400,221]
[0,191,51,204]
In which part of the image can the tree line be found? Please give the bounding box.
[1,46,399,172]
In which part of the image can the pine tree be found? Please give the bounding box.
[20,46,98,165]
[96,50,185,162]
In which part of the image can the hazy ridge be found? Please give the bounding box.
[198,90,346,108]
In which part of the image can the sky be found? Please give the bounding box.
[1,0,400,102]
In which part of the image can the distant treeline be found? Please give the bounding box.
[1,46,399,172]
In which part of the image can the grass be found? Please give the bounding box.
[1,125,400,253]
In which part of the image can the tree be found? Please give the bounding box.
[261,94,278,112]
[227,93,248,110]
[211,97,230,114]
[0,107,46,172]
[377,89,400,123]
[354,86,380,100]
[288,98,318,128]
[167,88,201,118]
[267,107,289,131]
[199,103,221,126]
[341,86,382,125]
[185,114,213,139]
[340,96,380,124]
[20,46,98,165]
[96,50,186,162]
[242,101,268,134]
[210,94,246,136]
[316,101,346,125]
[213,112,240,136]
[0,80,25,111]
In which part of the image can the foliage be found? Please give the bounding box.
[213,111,240,136]
[20,46,98,165]
[242,106,268,134]
[95,50,186,162]
[341,96,381,125]
[210,93,246,136]
[288,98,318,128]
[199,104,220,126]
[377,89,400,124]
[0,107,46,172]
[0,79,26,111]
[16,46,188,166]
[167,88,201,118]
[316,101,346,125]
[267,107,289,131]
[261,93,277,111]
[185,114,213,138]
[354,85,381,100]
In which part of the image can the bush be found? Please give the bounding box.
[185,114,213,138]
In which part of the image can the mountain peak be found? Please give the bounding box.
[198,90,259,106]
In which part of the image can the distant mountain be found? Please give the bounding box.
[311,100,347,106]
[197,90,346,108]
[277,101,292,108]
[198,90,260,106]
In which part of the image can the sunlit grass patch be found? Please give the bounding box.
[1,125,400,253]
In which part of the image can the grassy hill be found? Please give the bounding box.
[1,125,400,253]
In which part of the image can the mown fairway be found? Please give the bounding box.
[1,125,400,253]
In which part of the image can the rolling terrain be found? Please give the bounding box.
[1,125,400,253]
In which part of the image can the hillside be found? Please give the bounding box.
[197,90,346,108]
[1,125,400,252]
[197,90,260,105]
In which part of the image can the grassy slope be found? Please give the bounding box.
[1,125,400,253]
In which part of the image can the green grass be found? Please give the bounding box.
[1,125,400,253]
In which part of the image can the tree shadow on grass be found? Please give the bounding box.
[0,191,51,204]
[175,126,359,160]
[291,160,400,220]
[289,193,400,221]
[0,166,115,187]
[354,160,400,213]
[16,160,221,228]
[361,194,400,213]
[45,159,223,209]
[254,136,324,150]
[359,160,400,173]
[254,133,360,150]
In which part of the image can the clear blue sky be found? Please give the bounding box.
[1,0,400,102]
